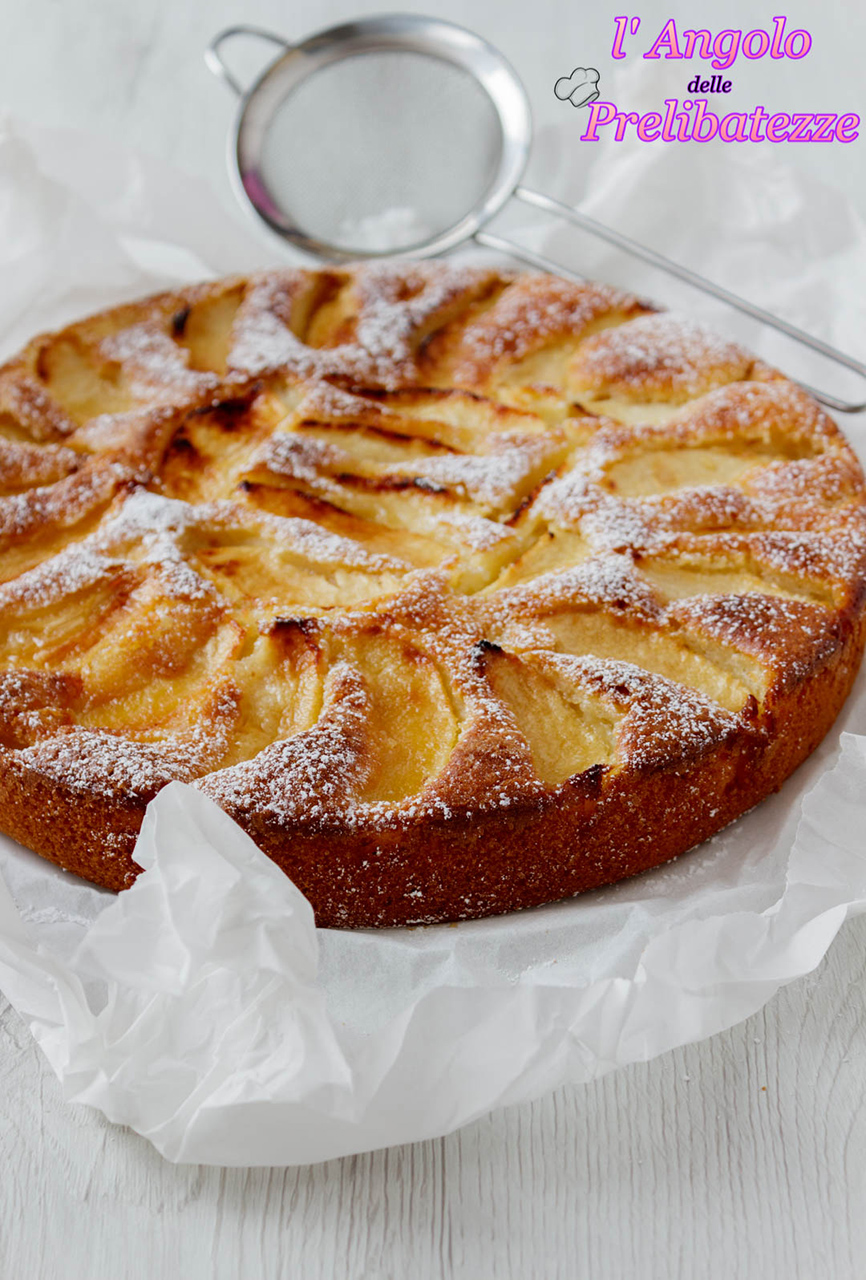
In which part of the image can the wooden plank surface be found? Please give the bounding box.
[1,913,863,1279]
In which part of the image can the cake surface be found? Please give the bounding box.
[0,262,863,927]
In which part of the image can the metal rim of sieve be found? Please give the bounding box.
[206,14,866,412]
[207,14,531,263]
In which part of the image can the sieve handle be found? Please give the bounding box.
[509,186,866,414]
[205,25,291,98]
[474,230,591,288]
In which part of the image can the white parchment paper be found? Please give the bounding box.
[0,106,864,1167]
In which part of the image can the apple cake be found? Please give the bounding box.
[0,263,863,927]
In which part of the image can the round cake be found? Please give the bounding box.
[0,263,863,927]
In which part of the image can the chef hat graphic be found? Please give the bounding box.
[554,67,601,108]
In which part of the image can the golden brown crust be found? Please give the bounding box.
[0,262,863,926]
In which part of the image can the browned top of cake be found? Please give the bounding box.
[0,262,863,921]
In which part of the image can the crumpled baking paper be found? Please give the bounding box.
[0,103,865,1167]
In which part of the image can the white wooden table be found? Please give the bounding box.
[2,918,864,1278]
[0,2,864,1275]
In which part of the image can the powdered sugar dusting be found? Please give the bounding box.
[20,730,199,800]
[451,276,640,382]
[100,323,219,401]
[200,662,373,824]
[570,313,750,400]
[432,509,515,551]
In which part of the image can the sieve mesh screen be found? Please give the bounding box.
[258,50,504,253]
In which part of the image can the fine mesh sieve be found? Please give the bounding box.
[206,14,866,411]
[258,51,503,254]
